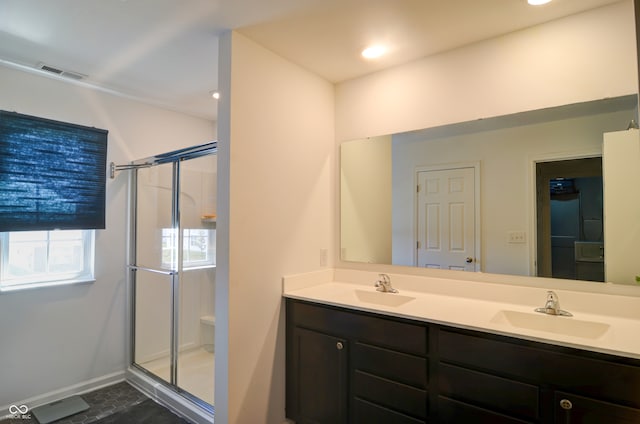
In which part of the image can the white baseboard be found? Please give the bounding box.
[0,370,126,419]
[126,367,214,424]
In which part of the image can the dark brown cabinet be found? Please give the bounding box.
[288,327,348,424]
[553,392,640,424]
[285,298,640,423]
[352,342,428,423]
[436,327,640,423]
[286,299,428,423]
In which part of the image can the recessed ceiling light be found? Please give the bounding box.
[528,0,552,5]
[361,45,386,59]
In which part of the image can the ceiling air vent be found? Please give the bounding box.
[39,64,63,75]
[37,63,87,80]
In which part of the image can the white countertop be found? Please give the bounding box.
[283,269,640,360]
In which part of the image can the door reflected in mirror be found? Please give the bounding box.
[536,158,604,282]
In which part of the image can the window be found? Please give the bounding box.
[0,111,106,292]
[0,230,95,292]
[161,228,216,269]
[0,111,108,232]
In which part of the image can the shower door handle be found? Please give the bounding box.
[127,265,177,275]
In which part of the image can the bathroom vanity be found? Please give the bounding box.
[284,270,640,424]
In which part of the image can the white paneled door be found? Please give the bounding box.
[417,167,477,271]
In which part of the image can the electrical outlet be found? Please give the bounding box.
[508,231,526,244]
[320,248,328,267]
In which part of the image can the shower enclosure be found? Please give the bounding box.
[115,142,217,412]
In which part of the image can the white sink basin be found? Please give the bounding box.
[354,289,415,307]
[490,310,610,340]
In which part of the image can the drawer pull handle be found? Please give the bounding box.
[336,342,344,350]
[560,399,573,410]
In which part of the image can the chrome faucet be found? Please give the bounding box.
[375,273,398,293]
[535,291,572,317]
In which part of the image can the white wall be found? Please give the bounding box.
[335,0,637,141]
[341,135,392,263]
[0,64,214,408]
[216,31,335,423]
[210,5,638,420]
[391,107,635,276]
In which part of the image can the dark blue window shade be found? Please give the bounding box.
[0,111,108,232]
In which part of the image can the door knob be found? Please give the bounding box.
[336,342,344,350]
[465,257,474,263]
[559,399,573,410]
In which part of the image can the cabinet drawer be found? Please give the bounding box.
[438,329,544,381]
[288,300,427,355]
[554,391,640,424]
[438,328,640,408]
[353,370,427,419]
[353,398,426,424]
[354,342,427,388]
[544,355,640,409]
[439,363,539,421]
[437,397,534,424]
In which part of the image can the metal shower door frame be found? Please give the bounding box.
[123,142,217,410]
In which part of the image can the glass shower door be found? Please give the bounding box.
[133,163,175,384]
[176,154,216,405]
[129,146,216,410]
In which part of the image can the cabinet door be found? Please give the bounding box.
[289,327,348,424]
[555,392,640,424]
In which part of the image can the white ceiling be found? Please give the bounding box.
[0,0,624,121]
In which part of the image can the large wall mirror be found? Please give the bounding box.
[339,0,640,286]
[341,96,639,283]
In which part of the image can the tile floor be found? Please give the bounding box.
[1,349,212,423]
[0,381,187,424]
